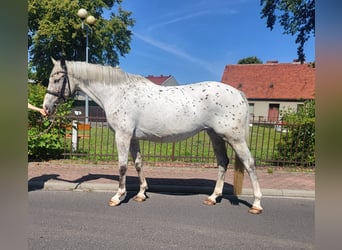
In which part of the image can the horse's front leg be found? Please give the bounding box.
[130,139,148,202]
[108,132,132,207]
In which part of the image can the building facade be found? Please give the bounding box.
[221,61,315,122]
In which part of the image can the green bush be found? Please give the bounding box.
[276,100,315,166]
[28,83,73,161]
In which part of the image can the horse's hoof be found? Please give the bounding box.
[133,195,146,202]
[108,199,120,207]
[248,206,262,214]
[203,198,216,206]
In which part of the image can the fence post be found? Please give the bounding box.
[71,120,78,152]
[233,156,244,195]
[171,142,176,161]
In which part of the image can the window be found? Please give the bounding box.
[297,104,304,112]
[249,103,255,115]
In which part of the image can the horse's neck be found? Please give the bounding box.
[69,77,105,110]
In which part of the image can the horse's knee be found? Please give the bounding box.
[134,154,143,168]
[119,165,127,175]
[135,164,142,172]
[245,164,257,177]
[240,157,255,173]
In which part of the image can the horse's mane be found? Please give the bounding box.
[66,61,148,86]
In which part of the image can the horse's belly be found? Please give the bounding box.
[133,127,204,143]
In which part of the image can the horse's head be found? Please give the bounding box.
[43,58,74,115]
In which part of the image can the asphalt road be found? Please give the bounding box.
[29,191,314,250]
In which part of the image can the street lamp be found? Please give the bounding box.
[77,8,95,124]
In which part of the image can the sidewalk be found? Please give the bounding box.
[28,161,315,198]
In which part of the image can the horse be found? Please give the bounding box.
[43,58,263,214]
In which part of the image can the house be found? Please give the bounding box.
[221,61,315,122]
[146,75,179,86]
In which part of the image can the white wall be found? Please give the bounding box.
[249,100,304,121]
[162,76,179,86]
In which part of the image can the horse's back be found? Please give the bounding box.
[124,81,249,142]
[177,81,248,116]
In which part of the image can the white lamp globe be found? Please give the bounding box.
[77,8,88,19]
[86,15,96,25]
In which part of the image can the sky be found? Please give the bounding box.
[115,0,315,85]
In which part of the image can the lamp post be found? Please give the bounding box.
[77,8,95,124]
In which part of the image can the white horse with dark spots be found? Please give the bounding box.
[43,58,263,214]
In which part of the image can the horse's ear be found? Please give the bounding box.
[51,57,57,65]
[60,57,66,70]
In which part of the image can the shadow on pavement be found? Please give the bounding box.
[28,173,252,208]
[28,174,60,192]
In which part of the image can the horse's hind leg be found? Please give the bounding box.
[231,140,263,214]
[130,139,148,202]
[204,129,229,205]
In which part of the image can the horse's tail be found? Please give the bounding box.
[233,91,249,195]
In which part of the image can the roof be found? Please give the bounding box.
[221,62,315,100]
[146,75,172,85]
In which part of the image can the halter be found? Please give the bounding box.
[46,70,71,101]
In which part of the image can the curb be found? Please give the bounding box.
[28,180,315,199]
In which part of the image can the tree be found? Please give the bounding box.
[28,61,38,82]
[28,0,135,84]
[238,56,263,64]
[260,0,315,63]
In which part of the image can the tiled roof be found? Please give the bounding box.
[221,62,315,100]
[146,75,172,85]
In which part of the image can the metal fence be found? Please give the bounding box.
[61,110,315,168]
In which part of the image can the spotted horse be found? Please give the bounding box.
[43,58,263,214]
